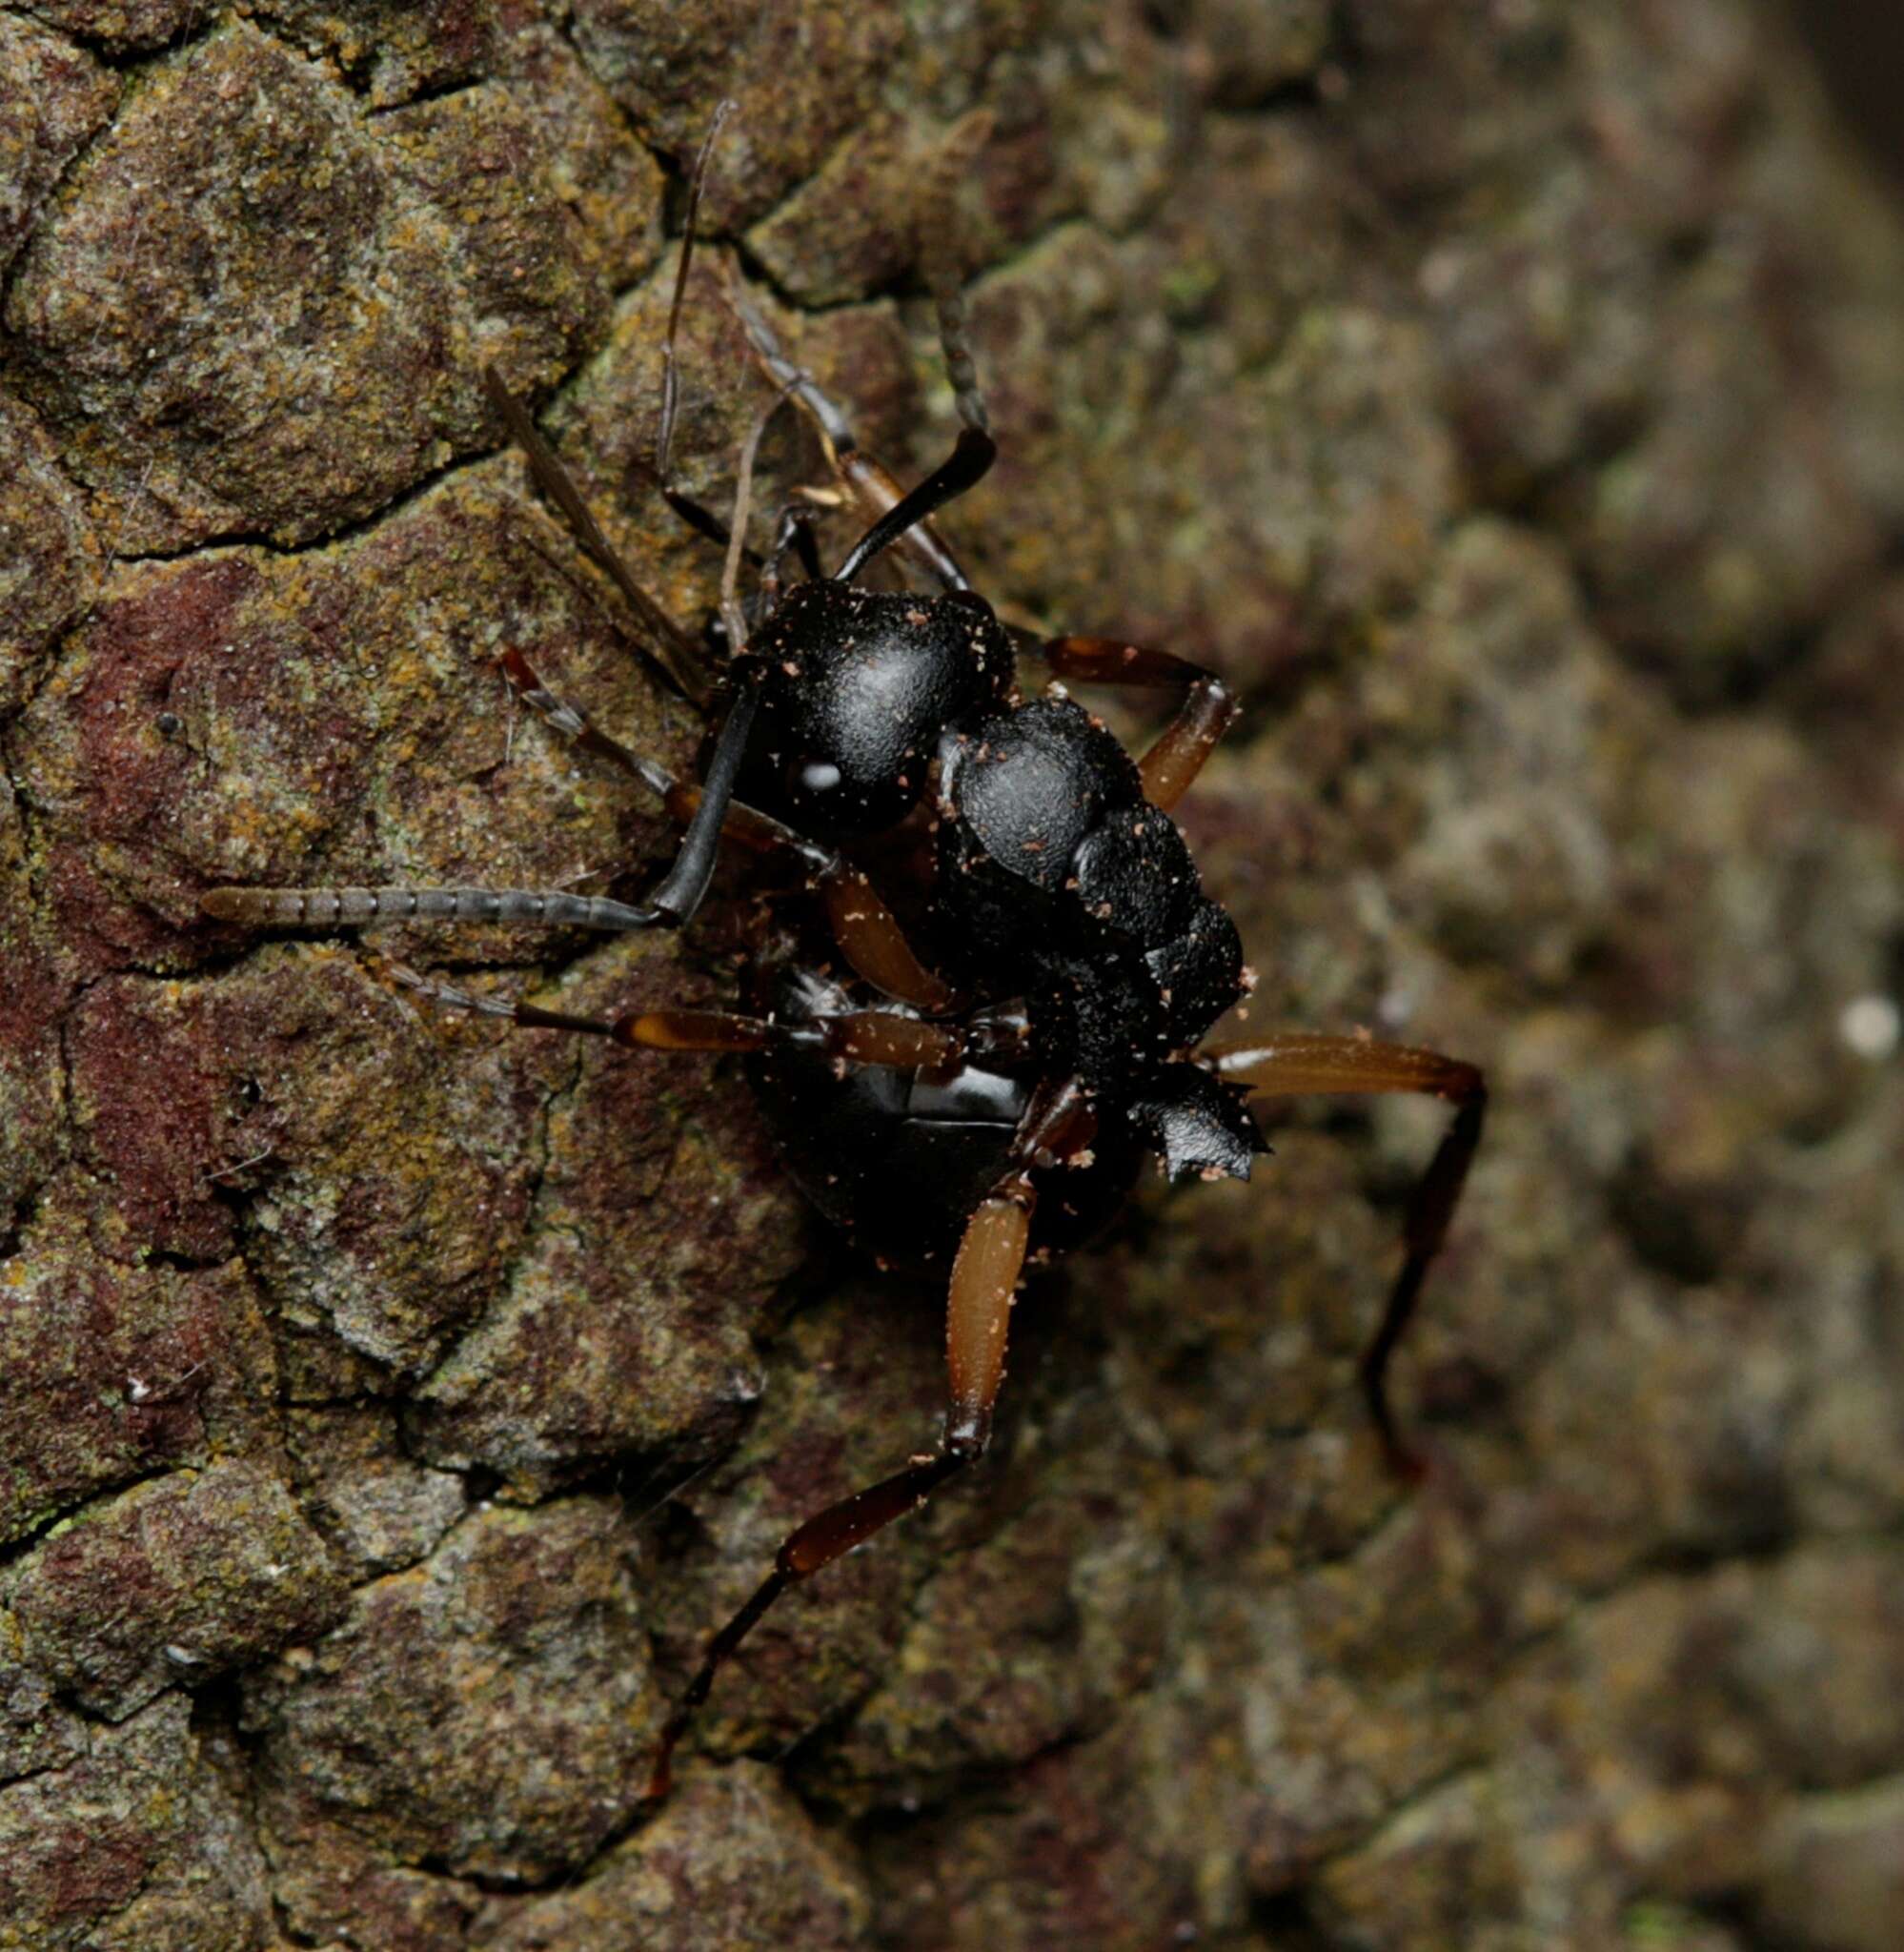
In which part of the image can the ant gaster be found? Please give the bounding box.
[202,114,1487,1801]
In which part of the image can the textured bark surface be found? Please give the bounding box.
[4,3,1903,1947]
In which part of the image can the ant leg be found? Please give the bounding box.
[499,646,678,799]
[644,1077,1088,1799]
[1036,638,1238,811]
[1205,1035,1487,1478]
[385,966,1017,1069]
[484,371,710,712]
[500,647,954,1010]
[756,500,821,611]
[808,860,959,1011]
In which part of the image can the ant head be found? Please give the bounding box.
[747,580,1014,838]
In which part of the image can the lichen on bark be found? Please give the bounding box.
[3,2,1903,1948]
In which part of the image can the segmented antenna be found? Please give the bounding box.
[922,108,995,439]
[200,886,660,930]
[931,278,990,440]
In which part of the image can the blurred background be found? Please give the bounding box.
[1794,0,1904,190]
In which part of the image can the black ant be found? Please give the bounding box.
[201,116,1486,1802]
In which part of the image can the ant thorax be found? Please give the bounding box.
[932,693,1249,1111]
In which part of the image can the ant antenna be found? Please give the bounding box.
[932,260,991,445]
[833,124,998,585]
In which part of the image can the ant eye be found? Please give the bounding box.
[793,759,842,795]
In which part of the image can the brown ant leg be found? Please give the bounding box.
[645,1077,1088,1800]
[379,966,1014,1069]
[620,1007,971,1068]
[658,784,957,1007]
[1037,637,1238,812]
[1205,1035,1488,1479]
[810,863,959,1012]
[650,788,958,1009]
[656,783,956,1009]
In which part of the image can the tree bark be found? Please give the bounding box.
[3,2,1903,1946]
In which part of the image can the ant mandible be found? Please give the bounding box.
[202,112,1487,1801]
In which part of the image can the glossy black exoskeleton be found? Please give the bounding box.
[732,579,1264,1271]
